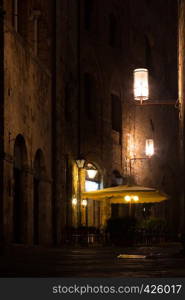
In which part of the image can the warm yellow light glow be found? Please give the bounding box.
[81,199,88,207]
[72,198,77,206]
[125,195,131,202]
[134,68,149,103]
[87,169,98,179]
[145,139,154,157]
[133,195,139,201]
[127,133,135,158]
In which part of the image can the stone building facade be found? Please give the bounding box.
[0,0,181,246]
[124,0,180,233]
[2,0,53,245]
[54,0,180,240]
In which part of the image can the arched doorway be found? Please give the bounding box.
[13,134,28,243]
[33,149,46,245]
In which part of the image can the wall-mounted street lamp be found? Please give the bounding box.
[76,158,86,169]
[134,68,149,104]
[87,169,97,179]
[129,139,154,180]
[145,139,154,157]
[133,68,178,107]
[86,163,98,179]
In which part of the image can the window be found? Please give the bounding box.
[84,73,95,119]
[12,0,27,38]
[111,94,122,132]
[84,0,93,30]
[12,0,18,31]
[85,180,99,192]
[32,10,41,56]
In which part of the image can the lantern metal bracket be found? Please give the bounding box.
[134,99,179,109]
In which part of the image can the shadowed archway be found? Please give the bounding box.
[13,134,28,243]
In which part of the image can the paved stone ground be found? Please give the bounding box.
[0,244,185,277]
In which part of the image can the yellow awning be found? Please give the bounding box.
[82,185,168,204]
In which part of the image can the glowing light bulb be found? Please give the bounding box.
[133,195,139,201]
[125,195,131,202]
[145,139,154,157]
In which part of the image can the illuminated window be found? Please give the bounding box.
[85,180,99,192]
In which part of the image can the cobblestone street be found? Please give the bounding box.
[0,244,185,277]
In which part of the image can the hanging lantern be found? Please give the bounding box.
[86,163,98,179]
[86,169,98,179]
[145,139,154,157]
[76,158,86,168]
[134,68,149,104]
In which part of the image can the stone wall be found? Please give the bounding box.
[3,0,52,245]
